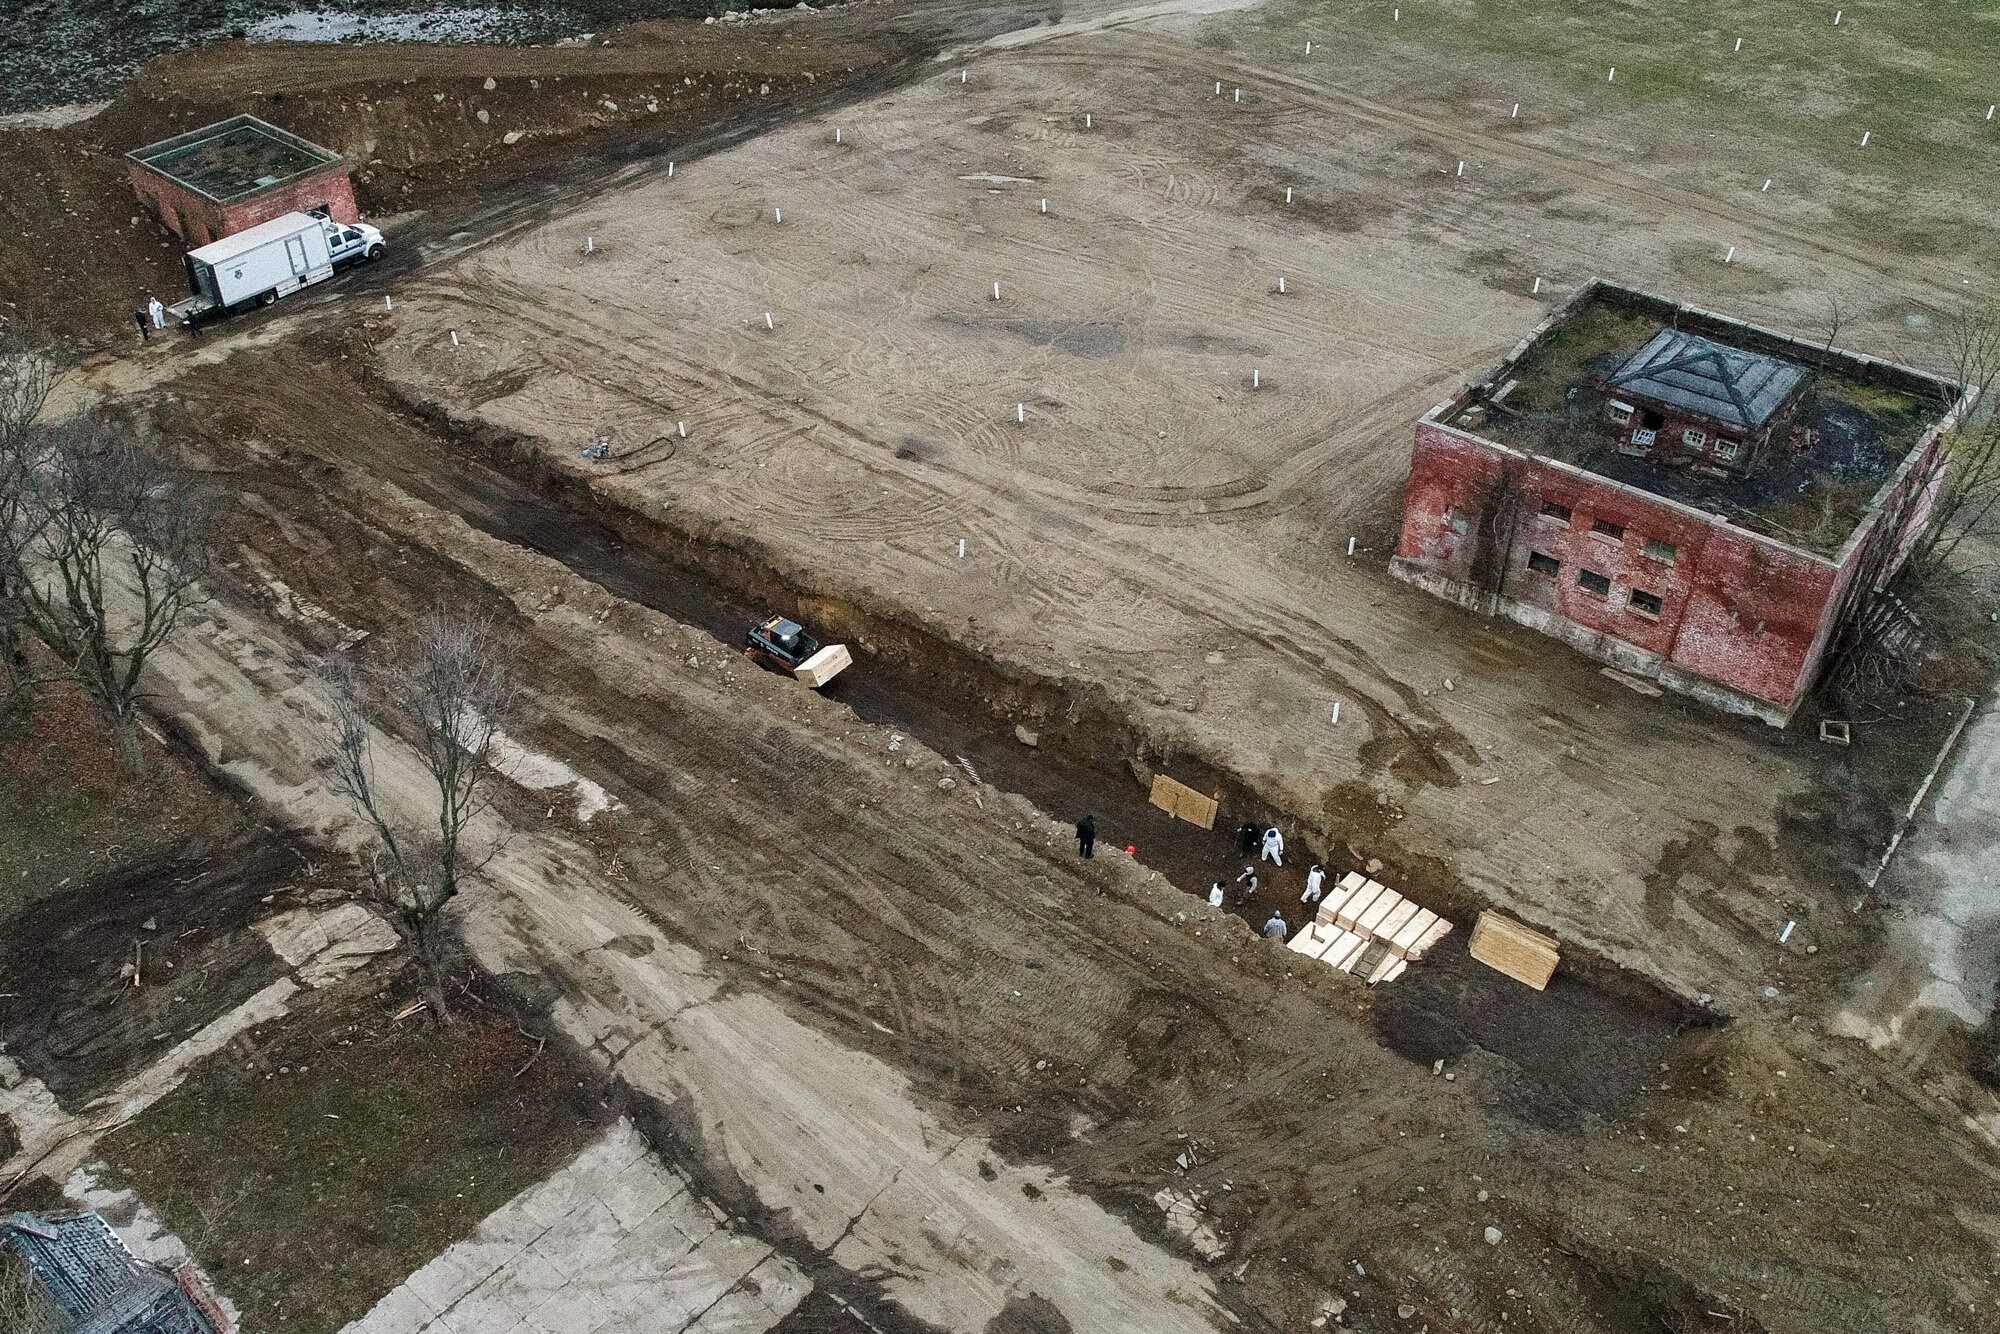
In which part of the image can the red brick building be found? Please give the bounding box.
[1391,283,1971,725]
[127,115,357,247]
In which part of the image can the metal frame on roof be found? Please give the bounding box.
[126,114,344,206]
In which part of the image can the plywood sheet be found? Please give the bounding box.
[1468,910,1560,990]
[1147,774,1219,830]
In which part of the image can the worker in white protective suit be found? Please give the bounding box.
[1260,825,1284,866]
[1301,864,1325,903]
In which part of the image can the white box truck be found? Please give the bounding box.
[167,211,383,324]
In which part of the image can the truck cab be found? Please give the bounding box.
[746,617,818,669]
[322,218,385,266]
[744,615,852,688]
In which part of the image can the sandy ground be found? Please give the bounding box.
[351,0,1983,1012]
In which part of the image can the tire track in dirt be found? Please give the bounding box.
[1094,38,1977,300]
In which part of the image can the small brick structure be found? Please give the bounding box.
[127,114,356,247]
[1391,281,1974,725]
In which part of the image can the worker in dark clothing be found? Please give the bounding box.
[1076,814,1096,859]
[133,309,150,342]
[1237,821,1259,855]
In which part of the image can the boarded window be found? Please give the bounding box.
[1714,439,1741,461]
[1682,428,1708,448]
[1578,569,1612,597]
[1630,588,1664,616]
[1590,517,1625,540]
[1528,551,1560,576]
[1642,538,1676,564]
[1540,500,1572,524]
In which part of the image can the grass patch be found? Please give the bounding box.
[102,975,612,1334]
[1261,1,2000,185]
[0,675,240,930]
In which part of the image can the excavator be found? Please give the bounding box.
[744,615,852,688]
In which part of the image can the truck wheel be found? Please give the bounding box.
[366,244,384,261]
[258,290,277,306]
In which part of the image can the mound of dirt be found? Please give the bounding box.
[0,21,908,340]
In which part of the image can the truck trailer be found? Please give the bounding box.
[167,211,383,324]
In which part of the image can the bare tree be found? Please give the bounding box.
[0,325,65,709]
[1901,297,2000,583]
[8,419,213,766]
[321,607,517,998]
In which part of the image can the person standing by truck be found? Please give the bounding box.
[132,308,150,343]
[147,296,165,330]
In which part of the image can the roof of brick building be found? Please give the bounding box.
[2,1211,216,1334]
[1606,328,1808,430]
[127,115,344,205]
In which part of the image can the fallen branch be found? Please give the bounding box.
[512,1036,546,1080]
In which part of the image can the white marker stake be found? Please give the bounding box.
[774,207,782,222]
[450,331,459,346]
[585,235,594,252]
[1234,88,1241,102]
[1252,369,1261,389]
[836,128,842,143]
[1762,178,1772,191]
[1724,246,1735,263]
[993,282,1002,301]
[1305,41,1311,54]
[1989,105,1997,120]
[1511,102,1519,118]
[1532,276,1541,294]
[1608,67,1616,82]
[1017,402,1025,423]
[1040,197,1048,213]
[1778,919,1796,944]
[1330,701,1341,724]
[961,69,967,83]
[678,421,687,438]
[1833,9,1841,23]
[1456,160,1465,176]
[1346,536,1356,556]
[1735,37,1743,50]
[1215,81,1222,95]
[1285,186,1293,203]
[1860,130,1870,146]
[1277,276,1286,293]
[385,295,393,310]
[958,538,966,558]
[668,161,674,176]
[1085,114,1092,128]
[764,312,774,329]
[1393,8,1399,19]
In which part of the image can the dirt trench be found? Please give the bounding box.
[262,348,1704,1133]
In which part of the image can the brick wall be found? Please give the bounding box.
[128,164,357,247]
[1392,418,1854,721]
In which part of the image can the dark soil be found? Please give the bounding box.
[0,836,311,1106]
